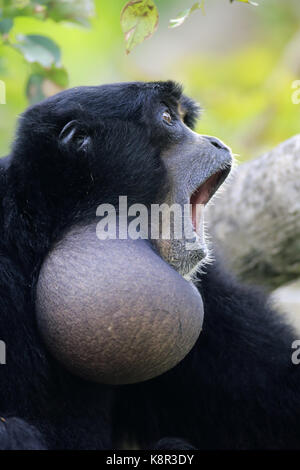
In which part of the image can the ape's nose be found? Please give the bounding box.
[203,135,231,153]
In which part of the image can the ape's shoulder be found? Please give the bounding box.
[0,159,8,217]
[0,157,9,186]
[0,156,11,170]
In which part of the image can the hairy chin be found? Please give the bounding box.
[155,238,210,279]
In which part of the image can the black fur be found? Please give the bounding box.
[115,262,300,450]
[0,418,45,450]
[0,81,299,450]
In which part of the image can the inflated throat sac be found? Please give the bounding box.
[36,224,204,385]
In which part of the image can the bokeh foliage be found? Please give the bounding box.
[0,0,299,161]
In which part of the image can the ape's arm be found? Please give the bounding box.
[0,418,46,450]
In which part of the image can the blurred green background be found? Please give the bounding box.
[0,0,299,160]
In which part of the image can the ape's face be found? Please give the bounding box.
[14,81,232,277]
[151,99,232,277]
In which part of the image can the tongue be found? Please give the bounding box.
[190,171,222,235]
[191,172,220,207]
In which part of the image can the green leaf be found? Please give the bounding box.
[121,0,159,54]
[26,65,69,104]
[169,2,204,29]
[0,0,42,20]
[26,74,45,104]
[0,1,95,26]
[45,66,69,88]
[0,18,13,34]
[47,0,95,27]
[14,34,61,68]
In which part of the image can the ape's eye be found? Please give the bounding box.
[162,110,172,124]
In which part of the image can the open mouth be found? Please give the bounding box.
[190,167,231,235]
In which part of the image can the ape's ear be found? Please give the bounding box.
[59,120,91,152]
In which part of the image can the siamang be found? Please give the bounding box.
[0,81,299,450]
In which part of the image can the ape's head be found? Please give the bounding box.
[7,81,233,384]
[11,81,232,277]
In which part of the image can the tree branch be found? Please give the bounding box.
[207,135,300,290]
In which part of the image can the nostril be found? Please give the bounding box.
[204,136,229,152]
[211,140,224,150]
